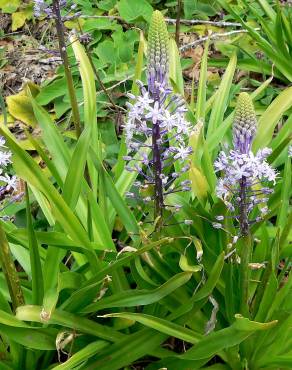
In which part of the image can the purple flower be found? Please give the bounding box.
[124,11,192,227]
[214,93,277,235]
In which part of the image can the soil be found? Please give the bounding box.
[0,14,60,96]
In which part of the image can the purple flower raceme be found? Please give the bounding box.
[124,11,192,226]
[214,93,277,236]
[33,0,68,18]
[0,137,17,200]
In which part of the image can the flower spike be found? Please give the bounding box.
[123,11,192,228]
[214,93,277,236]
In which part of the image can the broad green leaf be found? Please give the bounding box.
[258,0,276,20]
[104,312,202,344]
[36,78,67,105]
[11,11,26,31]
[0,324,57,350]
[189,164,209,203]
[104,172,139,238]
[85,328,166,370]
[62,127,91,210]
[207,52,237,137]
[81,272,192,312]
[26,185,44,305]
[0,0,20,13]
[0,129,98,270]
[16,305,123,342]
[83,238,172,287]
[6,94,37,127]
[266,272,292,321]
[0,310,56,350]
[169,38,184,95]
[31,98,70,179]
[51,341,109,370]
[95,40,117,64]
[196,40,209,122]
[253,86,292,151]
[255,273,278,322]
[117,0,153,23]
[178,315,277,360]
[131,31,145,95]
[277,157,291,228]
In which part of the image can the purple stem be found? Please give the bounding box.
[239,176,249,236]
[152,120,164,223]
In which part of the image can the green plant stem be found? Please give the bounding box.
[240,233,252,317]
[0,223,24,311]
[175,0,182,46]
[52,0,81,138]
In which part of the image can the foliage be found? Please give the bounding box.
[0,1,291,370]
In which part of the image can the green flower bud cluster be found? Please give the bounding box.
[233,92,257,153]
[148,10,169,86]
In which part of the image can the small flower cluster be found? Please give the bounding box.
[123,11,192,222]
[124,83,192,195]
[0,137,17,197]
[215,148,276,212]
[214,93,277,235]
[33,0,69,18]
[125,83,192,156]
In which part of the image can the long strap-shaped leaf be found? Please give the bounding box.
[81,271,192,313]
[0,127,99,271]
[206,52,237,138]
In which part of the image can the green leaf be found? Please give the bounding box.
[62,127,91,210]
[196,40,209,122]
[16,305,123,342]
[104,312,202,344]
[0,324,57,350]
[157,316,277,366]
[36,78,67,105]
[31,98,70,179]
[81,272,192,312]
[11,11,26,31]
[131,31,145,95]
[0,128,98,270]
[253,86,292,151]
[255,272,278,322]
[169,39,184,95]
[207,52,237,137]
[95,40,117,64]
[104,171,139,238]
[117,0,153,23]
[277,156,291,229]
[83,238,172,287]
[0,310,56,350]
[6,94,37,127]
[26,185,44,305]
[51,341,109,370]
[189,164,209,203]
[0,0,20,13]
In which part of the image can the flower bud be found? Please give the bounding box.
[147,10,169,91]
[233,93,257,153]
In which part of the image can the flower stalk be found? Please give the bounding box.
[51,0,81,138]
[214,92,277,315]
[124,11,192,230]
